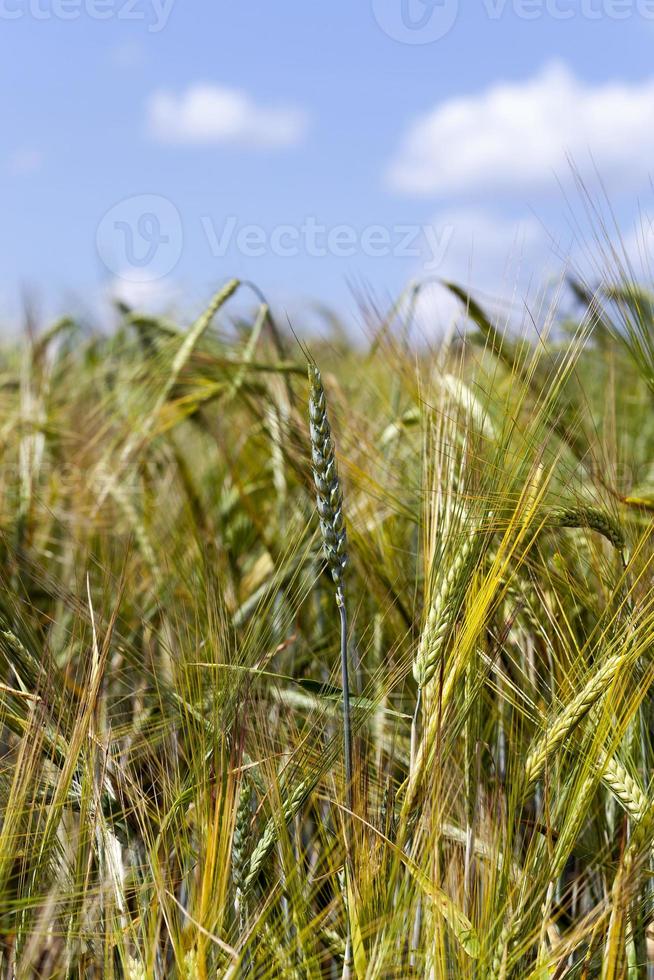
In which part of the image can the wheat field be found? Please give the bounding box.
[0,274,653,978]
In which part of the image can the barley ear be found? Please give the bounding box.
[232,779,254,908]
[548,505,625,553]
[244,778,312,893]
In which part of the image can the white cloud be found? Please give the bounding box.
[411,208,564,336]
[147,84,308,149]
[387,62,654,196]
[419,207,558,294]
[106,275,180,313]
[433,208,546,276]
[7,148,42,176]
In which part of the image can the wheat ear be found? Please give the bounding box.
[308,365,352,802]
[308,363,354,978]
[308,365,348,589]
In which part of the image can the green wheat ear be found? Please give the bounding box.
[307,361,354,975]
[308,365,348,589]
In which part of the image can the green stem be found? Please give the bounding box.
[337,587,353,815]
[337,586,354,979]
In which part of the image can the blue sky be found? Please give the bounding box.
[2,1,654,331]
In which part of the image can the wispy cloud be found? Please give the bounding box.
[106,275,180,313]
[109,40,147,70]
[7,148,43,176]
[431,207,547,276]
[418,207,570,312]
[147,83,308,149]
[412,207,557,331]
[387,62,654,196]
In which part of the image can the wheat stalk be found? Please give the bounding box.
[307,362,354,977]
[307,365,352,799]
